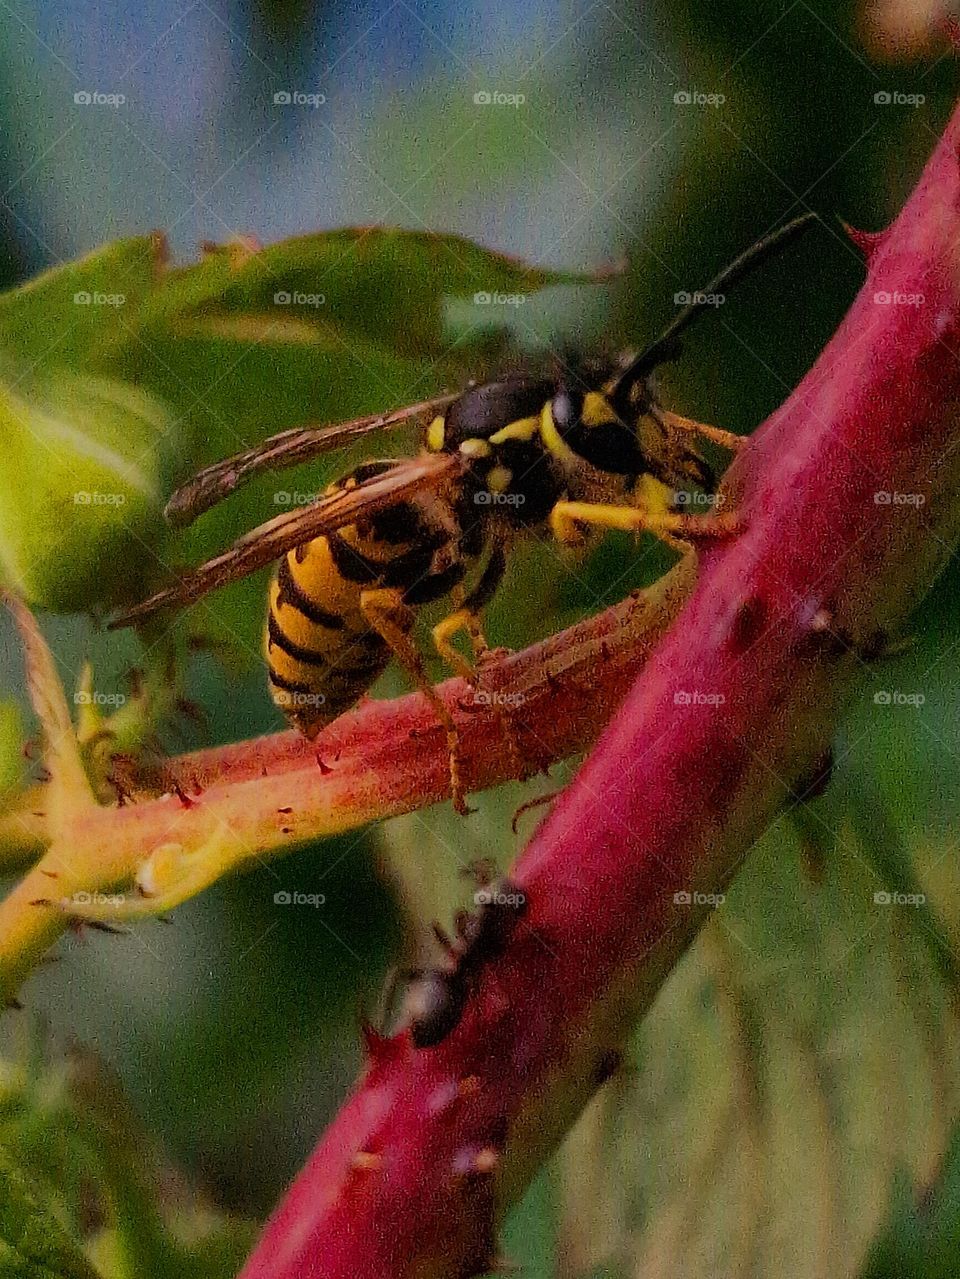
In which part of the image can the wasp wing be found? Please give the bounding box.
[165,393,459,528]
[110,452,463,629]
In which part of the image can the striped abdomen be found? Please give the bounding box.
[265,465,469,737]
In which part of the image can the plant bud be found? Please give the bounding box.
[0,372,178,612]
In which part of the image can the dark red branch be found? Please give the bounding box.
[239,103,960,1279]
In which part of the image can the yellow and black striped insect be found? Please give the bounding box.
[112,215,815,813]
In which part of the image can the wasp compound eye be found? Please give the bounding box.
[550,386,581,435]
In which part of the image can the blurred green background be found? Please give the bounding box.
[1,1,960,1276]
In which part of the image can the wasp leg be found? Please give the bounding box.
[360,587,471,816]
[511,789,560,834]
[549,500,740,556]
[432,545,504,684]
[653,406,744,452]
[431,544,527,784]
[371,963,402,1035]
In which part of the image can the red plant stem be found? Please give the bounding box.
[0,565,696,1005]
[239,105,960,1279]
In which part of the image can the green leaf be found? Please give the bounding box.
[133,227,602,360]
[860,1130,960,1279]
[0,237,163,380]
[0,1143,100,1279]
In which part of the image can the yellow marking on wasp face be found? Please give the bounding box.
[489,415,539,446]
[581,391,619,426]
[459,437,492,459]
[487,464,512,493]
[427,415,446,451]
[538,401,578,464]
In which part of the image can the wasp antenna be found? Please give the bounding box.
[612,211,821,396]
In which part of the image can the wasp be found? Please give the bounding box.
[112,215,816,813]
[401,873,528,1048]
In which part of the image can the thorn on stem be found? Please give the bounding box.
[841,221,887,258]
[172,781,194,809]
